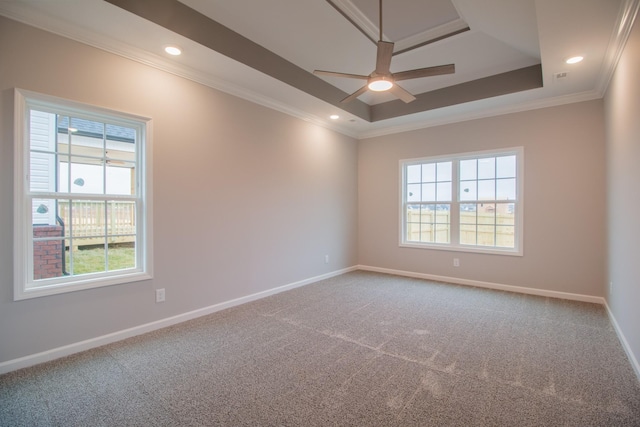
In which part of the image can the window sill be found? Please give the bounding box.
[15,271,152,301]
[399,242,523,257]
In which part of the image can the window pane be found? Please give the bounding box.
[478,204,496,224]
[497,203,515,225]
[460,205,476,224]
[107,201,136,237]
[497,155,516,178]
[406,222,419,242]
[421,183,435,201]
[496,226,515,248]
[436,161,452,181]
[70,200,106,239]
[422,163,436,182]
[477,225,495,246]
[69,117,104,157]
[436,182,451,202]
[32,237,65,280]
[66,240,106,275]
[460,159,476,181]
[435,204,450,223]
[70,159,104,194]
[57,155,70,193]
[106,163,135,195]
[478,157,495,179]
[106,124,136,162]
[56,115,70,149]
[407,184,421,202]
[460,181,476,201]
[407,165,421,183]
[435,223,450,243]
[108,240,136,271]
[30,110,56,152]
[420,223,433,242]
[496,178,516,200]
[32,198,57,226]
[460,223,476,245]
[30,152,56,192]
[406,204,420,223]
[478,180,495,200]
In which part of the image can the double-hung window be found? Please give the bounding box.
[14,89,152,300]
[401,148,523,255]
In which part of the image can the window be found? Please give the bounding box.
[401,148,523,255]
[14,89,152,300]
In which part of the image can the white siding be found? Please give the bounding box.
[30,110,56,225]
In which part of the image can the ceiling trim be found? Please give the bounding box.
[596,0,640,95]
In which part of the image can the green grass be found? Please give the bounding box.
[66,246,135,275]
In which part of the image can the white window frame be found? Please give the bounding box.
[400,147,523,256]
[13,89,153,300]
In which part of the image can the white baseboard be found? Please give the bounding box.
[0,266,358,375]
[357,265,606,304]
[603,300,640,382]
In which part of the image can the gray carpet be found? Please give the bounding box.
[2,271,640,426]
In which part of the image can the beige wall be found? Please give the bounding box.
[358,101,607,296]
[0,17,358,364]
[604,15,640,371]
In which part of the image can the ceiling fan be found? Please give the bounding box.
[314,0,455,104]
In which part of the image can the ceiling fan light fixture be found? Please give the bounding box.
[368,78,393,92]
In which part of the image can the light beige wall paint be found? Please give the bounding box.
[604,16,640,369]
[0,17,358,363]
[358,101,606,296]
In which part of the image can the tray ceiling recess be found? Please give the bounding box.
[314,0,458,104]
[104,0,543,123]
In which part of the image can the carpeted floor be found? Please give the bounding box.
[2,271,640,426]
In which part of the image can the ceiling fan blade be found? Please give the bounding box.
[393,64,455,81]
[389,83,417,103]
[375,41,394,75]
[341,85,369,103]
[313,70,369,80]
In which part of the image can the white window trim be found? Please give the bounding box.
[13,88,154,300]
[399,147,524,256]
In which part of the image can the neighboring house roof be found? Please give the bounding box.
[57,116,135,143]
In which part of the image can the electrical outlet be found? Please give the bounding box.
[453,258,460,267]
[155,288,165,303]
[325,255,329,264]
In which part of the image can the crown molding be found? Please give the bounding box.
[596,0,640,96]
[357,89,603,139]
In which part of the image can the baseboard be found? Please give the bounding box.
[357,265,606,304]
[0,266,358,375]
[603,300,640,382]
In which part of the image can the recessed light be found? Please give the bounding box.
[566,56,584,64]
[164,45,182,56]
[330,115,340,120]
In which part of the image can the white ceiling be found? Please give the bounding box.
[0,0,636,138]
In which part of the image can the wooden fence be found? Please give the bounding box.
[407,210,515,247]
[57,201,136,247]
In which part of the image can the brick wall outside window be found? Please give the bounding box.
[33,225,63,280]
